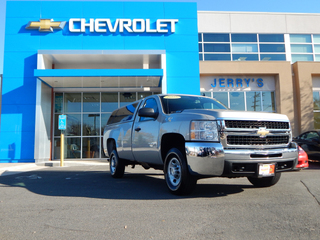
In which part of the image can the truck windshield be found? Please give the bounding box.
[160,95,227,114]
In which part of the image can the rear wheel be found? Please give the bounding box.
[164,148,197,195]
[109,150,125,178]
[247,172,281,187]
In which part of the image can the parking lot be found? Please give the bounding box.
[0,162,319,240]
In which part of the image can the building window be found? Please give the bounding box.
[204,54,231,61]
[259,34,284,42]
[203,33,229,42]
[231,34,257,42]
[290,34,312,43]
[313,92,320,129]
[53,91,159,160]
[199,33,286,61]
[202,91,276,112]
[291,54,313,62]
[260,44,285,52]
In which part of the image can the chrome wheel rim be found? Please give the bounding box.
[110,155,116,174]
[168,157,181,187]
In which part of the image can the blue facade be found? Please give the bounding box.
[1,1,200,162]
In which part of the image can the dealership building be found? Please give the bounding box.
[1,1,320,163]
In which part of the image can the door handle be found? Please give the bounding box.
[135,127,141,132]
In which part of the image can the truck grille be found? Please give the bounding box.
[227,135,289,145]
[225,120,289,129]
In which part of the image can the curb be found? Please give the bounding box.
[0,161,109,177]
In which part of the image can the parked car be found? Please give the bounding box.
[295,146,309,169]
[293,130,320,160]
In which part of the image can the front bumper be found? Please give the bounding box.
[185,142,298,178]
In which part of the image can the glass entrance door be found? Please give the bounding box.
[53,92,158,160]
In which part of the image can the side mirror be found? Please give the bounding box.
[138,108,158,119]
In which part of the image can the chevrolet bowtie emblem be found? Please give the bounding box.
[26,19,66,32]
[257,127,270,138]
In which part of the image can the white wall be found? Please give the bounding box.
[198,11,320,34]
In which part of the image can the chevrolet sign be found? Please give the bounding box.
[69,18,178,33]
[26,19,66,32]
[26,18,178,33]
[257,127,270,138]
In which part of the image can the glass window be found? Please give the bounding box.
[204,54,231,61]
[138,92,152,100]
[232,44,258,52]
[291,44,312,53]
[201,92,211,97]
[262,92,275,112]
[260,44,285,52]
[314,112,320,129]
[315,55,320,61]
[314,45,320,54]
[55,93,63,113]
[203,33,229,42]
[64,93,81,112]
[260,54,286,61]
[83,93,100,112]
[198,33,202,42]
[231,34,257,42]
[54,114,60,137]
[230,92,245,111]
[232,54,259,61]
[246,92,261,111]
[82,137,100,159]
[53,139,61,159]
[120,92,136,107]
[66,138,81,159]
[83,114,100,136]
[291,54,313,62]
[140,98,158,121]
[199,43,202,52]
[101,93,118,112]
[313,92,320,110]
[101,113,111,134]
[199,54,203,61]
[66,114,81,136]
[212,92,228,108]
[204,43,230,52]
[290,34,311,43]
[114,103,138,123]
[259,34,284,42]
[313,35,320,44]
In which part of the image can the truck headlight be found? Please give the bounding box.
[190,121,219,141]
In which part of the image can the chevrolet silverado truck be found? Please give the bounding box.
[103,94,298,195]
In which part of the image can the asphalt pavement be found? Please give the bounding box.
[0,161,319,239]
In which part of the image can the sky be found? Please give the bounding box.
[2,0,320,74]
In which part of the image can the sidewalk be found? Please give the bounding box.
[0,161,108,177]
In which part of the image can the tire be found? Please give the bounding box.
[164,148,197,195]
[109,150,125,178]
[247,172,281,187]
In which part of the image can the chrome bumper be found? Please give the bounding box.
[185,142,225,176]
[185,142,298,177]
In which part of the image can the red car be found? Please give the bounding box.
[295,146,309,169]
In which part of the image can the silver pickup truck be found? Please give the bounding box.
[103,94,298,195]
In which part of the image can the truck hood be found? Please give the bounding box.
[180,109,289,121]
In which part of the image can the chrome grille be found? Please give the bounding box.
[225,120,289,129]
[227,136,289,145]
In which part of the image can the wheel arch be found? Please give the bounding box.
[161,133,186,163]
[107,138,117,156]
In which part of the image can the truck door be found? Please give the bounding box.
[132,97,161,165]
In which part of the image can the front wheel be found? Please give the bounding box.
[164,148,197,195]
[109,150,125,178]
[247,172,281,187]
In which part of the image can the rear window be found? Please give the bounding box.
[160,95,227,114]
[107,102,139,125]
